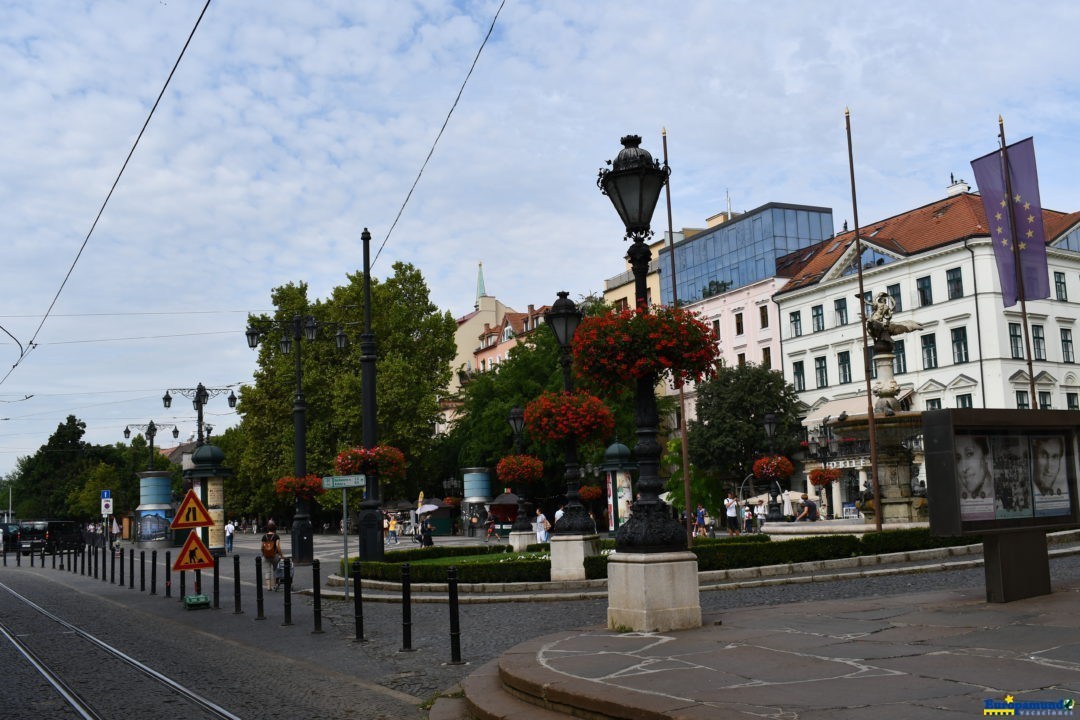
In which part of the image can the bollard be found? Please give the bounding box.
[57,547,62,571]
[255,557,265,621]
[101,545,107,583]
[180,570,186,599]
[311,560,323,634]
[110,547,116,584]
[52,550,56,570]
[128,548,134,589]
[165,551,172,598]
[352,561,365,642]
[15,548,20,567]
[30,547,35,568]
[119,546,125,586]
[281,558,293,627]
[448,566,462,664]
[140,551,146,592]
[233,554,242,614]
[150,550,158,595]
[401,563,414,652]
[195,569,202,596]
[213,555,220,609]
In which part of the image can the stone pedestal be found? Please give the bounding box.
[984,529,1051,603]
[550,533,599,582]
[607,551,701,632]
[509,530,533,553]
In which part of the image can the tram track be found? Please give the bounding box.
[0,581,241,720]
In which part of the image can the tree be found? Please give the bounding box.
[687,363,802,501]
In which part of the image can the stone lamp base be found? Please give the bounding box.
[607,551,702,632]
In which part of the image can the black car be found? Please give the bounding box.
[18,520,82,555]
[2,522,19,552]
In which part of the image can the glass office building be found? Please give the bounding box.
[658,202,834,305]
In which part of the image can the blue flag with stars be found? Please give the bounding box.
[970,137,1050,307]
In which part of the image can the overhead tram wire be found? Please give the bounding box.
[372,0,506,268]
[0,0,214,390]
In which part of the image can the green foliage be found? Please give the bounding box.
[858,528,980,554]
[349,546,549,583]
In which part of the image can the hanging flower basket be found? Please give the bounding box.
[752,455,795,481]
[808,467,841,487]
[335,445,407,484]
[274,474,327,501]
[577,484,603,502]
[496,454,544,487]
[571,305,718,392]
[524,391,615,445]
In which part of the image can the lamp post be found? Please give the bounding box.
[357,227,383,562]
[761,412,786,522]
[545,291,594,535]
[162,384,236,446]
[246,315,346,565]
[806,415,840,519]
[507,406,533,533]
[123,421,180,470]
[598,135,684,552]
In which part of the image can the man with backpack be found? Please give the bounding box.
[260,521,283,590]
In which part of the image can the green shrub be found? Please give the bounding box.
[584,553,609,580]
[692,534,860,571]
[858,528,980,555]
[339,544,510,576]
[692,533,771,547]
[356,557,550,584]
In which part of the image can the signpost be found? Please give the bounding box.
[169,489,215,609]
[323,475,366,599]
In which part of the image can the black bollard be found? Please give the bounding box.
[110,547,115,584]
[150,550,158,595]
[140,551,146,592]
[233,554,242,614]
[195,569,202,595]
[281,558,293,627]
[101,545,107,583]
[15,547,19,567]
[255,557,265,621]
[352,561,365,642]
[52,550,56,569]
[213,555,220,609]
[30,547,35,568]
[165,551,172,598]
[401,563,414,652]
[119,546,125,586]
[448,566,462,664]
[128,548,134,589]
[180,570,186,598]
[311,560,323,634]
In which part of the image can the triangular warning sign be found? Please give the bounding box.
[170,489,213,529]
[173,531,215,571]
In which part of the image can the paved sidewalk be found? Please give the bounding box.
[462,580,1080,719]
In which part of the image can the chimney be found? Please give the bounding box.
[946,173,970,197]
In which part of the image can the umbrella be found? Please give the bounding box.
[417,503,440,515]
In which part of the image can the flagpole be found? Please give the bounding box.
[661,128,694,547]
[998,116,1038,405]
[845,108,882,533]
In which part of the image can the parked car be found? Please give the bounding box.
[2,522,19,552]
[18,520,82,555]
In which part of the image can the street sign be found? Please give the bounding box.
[173,532,215,571]
[101,489,111,499]
[101,497,113,515]
[323,474,366,489]
[170,489,214,529]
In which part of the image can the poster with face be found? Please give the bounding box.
[991,436,1032,519]
[955,434,994,521]
[1031,435,1070,517]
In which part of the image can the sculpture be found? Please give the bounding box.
[864,292,923,344]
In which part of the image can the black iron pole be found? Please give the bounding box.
[352,560,365,642]
[291,317,314,565]
[448,566,462,664]
[233,554,242,614]
[401,562,413,651]
[282,558,293,626]
[311,560,324,634]
[255,557,265,621]
[358,228,384,561]
[165,551,171,597]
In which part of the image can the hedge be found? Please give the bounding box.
[356,557,550,584]
[858,528,981,555]
[339,543,510,576]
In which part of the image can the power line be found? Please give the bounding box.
[0,0,214,389]
[0,310,261,319]
[373,0,506,267]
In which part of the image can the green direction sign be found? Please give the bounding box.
[323,474,366,489]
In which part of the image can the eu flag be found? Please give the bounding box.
[970,137,1050,307]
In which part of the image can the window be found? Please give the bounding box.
[868,344,877,379]
[737,353,746,367]
[1033,325,1046,360]
[712,319,720,338]
[812,305,825,332]
[759,305,769,329]
[1039,391,1052,410]
[1063,329,1075,363]
[614,297,629,312]
[793,361,805,391]
[1009,323,1024,359]
[916,276,933,306]
[1056,271,1068,301]
[893,339,907,374]
[834,298,848,326]
[790,311,802,337]
[1016,390,1030,409]
[838,351,852,384]
[887,283,903,312]
[951,327,969,364]
[735,312,744,336]
[956,393,973,408]
[946,268,963,300]
[925,398,942,410]
[761,347,772,369]
[921,334,938,369]
[1068,392,1079,411]
[814,356,828,388]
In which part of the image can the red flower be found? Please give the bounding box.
[752,455,795,481]
[274,474,327,500]
[577,484,603,502]
[496,454,544,487]
[524,391,615,445]
[809,467,841,487]
[335,445,407,484]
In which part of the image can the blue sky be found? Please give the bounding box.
[2,0,1080,480]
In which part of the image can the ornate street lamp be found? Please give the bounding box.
[245,314,347,565]
[162,383,236,446]
[357,227,383,562]
[123,420,179,470]
[507,406,533,534]
[761,412,785,522]
[544,292,593,535]
[598,135,683,552]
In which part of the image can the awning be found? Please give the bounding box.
[802,389,913,428]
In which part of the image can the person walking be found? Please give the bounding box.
[535,508,551,543]
[386,515,399,545]
[724,491,741,536]
[484,516,500,542]
[260,521,283,591]
[224,519,234,554]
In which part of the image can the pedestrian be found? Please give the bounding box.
[386,515,399,545]
[420,521,434,547]
[224,519,234,554]
[695,504,706,538]
[535,508,551,543]
[260,521,283,591]
[554,503,566,524]
[796,494,819,522]
[484,516,500,542]
[754,500,767,532]
[724,491,741,536]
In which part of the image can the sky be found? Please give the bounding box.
[2,0,1080,481]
